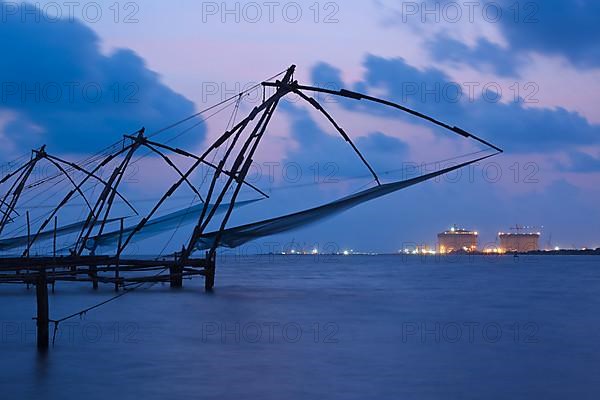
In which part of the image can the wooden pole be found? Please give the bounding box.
[170,248,183,288]
[169,265,182,288]
[52,216,57,293]
[90,265,98,290]
[26,211,31,290]
[36,269,49,351]
[26,211,31,250]
[205,251,215,292]
[115,218,124,292]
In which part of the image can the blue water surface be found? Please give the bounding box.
[1,255,599,399]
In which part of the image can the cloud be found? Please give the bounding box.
[0,1,201,154]
[427,37,522,77]
[417,0,600,74]
[558,151,600,173]
[497,0,600,69]
[311,55,600,153]
[357,131,409,156]
[310,62,345,88]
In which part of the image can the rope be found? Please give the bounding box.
[48,266,169,346]
[257,149,493,195]
[16,68,289,192]
[155,95,246,257]
[146,69,288,140]
[154,94,246,258]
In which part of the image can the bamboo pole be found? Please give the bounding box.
[36,269,49,350]
[52,216,57,293]
[115,218,124,292]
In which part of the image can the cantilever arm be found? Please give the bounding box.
[0,197,19,220]
[292,89,381,186]
[141,138,270,199]
[45,153,139,216]
[0,160,32,186]
[42,156,94,213]
[141,143,205,203]
[0,159,35,220]
[262,82,503,153]
[0,156,40,234]
[24,148,131,252]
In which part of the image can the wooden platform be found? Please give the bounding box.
[0,255,210,285]
[0,254,215,350]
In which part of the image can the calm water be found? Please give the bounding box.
[1,255,599,399]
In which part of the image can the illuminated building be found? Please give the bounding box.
[498,232,540,252]
[437,226,478,254]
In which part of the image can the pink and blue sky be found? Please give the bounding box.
[1,0,599,252]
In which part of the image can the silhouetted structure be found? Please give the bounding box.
[0,65,502,349]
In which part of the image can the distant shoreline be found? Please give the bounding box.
[511,249,600,256]
[262,249,600,257]
[398,249,600,256]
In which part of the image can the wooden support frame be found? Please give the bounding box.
[0,64,504,351]
[36,269,49,350]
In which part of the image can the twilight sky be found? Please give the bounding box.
[1,0,599,253]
